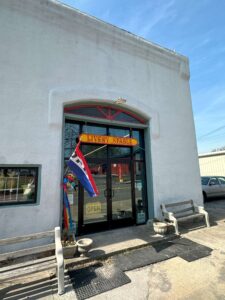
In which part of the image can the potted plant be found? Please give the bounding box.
[153,218,168,235]
[62,229,77,259]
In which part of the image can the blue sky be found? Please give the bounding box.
[60,0,225,154]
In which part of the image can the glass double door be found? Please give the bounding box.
[81,158,135,232]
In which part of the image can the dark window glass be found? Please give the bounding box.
[219,177,225,185]
[0,167,39,205]
[81,144,107,159]
[209,178,219,185]
[100,107,109,115]
[110,109,117,115]
[83,162,107,224]
[201,177,210,185]
[109,127,130,138]
[109,147,131,159]
[66,107,104,118]
[114,112,140,123]
[83,125,107,136]
[64,123,80,158]
[111,162,132,220]
[135,161,147,224]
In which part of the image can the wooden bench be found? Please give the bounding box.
[0,227,64,295]
[160,200,210,235]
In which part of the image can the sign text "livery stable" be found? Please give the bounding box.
[79,133,138,146]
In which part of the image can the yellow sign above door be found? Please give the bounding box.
[80,133,138,146]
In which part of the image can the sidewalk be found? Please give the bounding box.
[65,222,175,268]
[1,199,225,299]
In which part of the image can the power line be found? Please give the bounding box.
[198,124,225,140]
[198,132,225,141]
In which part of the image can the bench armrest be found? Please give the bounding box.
[194,205,206,214]
[160,204,175,221]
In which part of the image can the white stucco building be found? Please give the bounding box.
[0,0,202,238]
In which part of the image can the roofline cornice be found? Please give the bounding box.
[199,150,225,158]
[5,0,190,79]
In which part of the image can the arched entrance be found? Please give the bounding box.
[63,103,149,234]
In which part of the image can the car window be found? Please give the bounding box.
[218,177,225,185]
[209,178,219,185]
[201,177,210,185]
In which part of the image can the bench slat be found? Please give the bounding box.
[0,243,55,262]
[0,261,56,281]
[165,200,193,208]
[176,213,203,220]
[173,207,195,215]
[0,255,56,273]
[0,230,54,246]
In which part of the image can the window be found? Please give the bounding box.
[201,177,210,185]
[219,177,225,185]
[64,105,146,124]
[0,166,39,205]
[209,178,219,185]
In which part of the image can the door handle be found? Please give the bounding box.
[104,189,114,198]
[111,189,115,198]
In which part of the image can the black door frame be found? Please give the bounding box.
[64,120,147,235]
[78,155,136,234]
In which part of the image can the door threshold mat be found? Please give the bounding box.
[68,263,131,300]
[111,237,212,272]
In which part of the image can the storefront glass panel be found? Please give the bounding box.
[109,127,130,138]
[111,162,132,220]
[135,161,147,224]
[83,162,107,224]
[83,124,107,135]
[64,123,80,159]
[81,144,107,159]
[132,130,145,160]
[109,147,131,159]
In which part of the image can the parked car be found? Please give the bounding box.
[201,176,225,201]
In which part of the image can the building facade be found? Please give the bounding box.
[0,0,202,238]
[199,151,225,177]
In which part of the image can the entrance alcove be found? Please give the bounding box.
[63,101,152,235]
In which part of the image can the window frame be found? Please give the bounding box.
[0,165,40,206]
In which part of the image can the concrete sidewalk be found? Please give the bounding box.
[1,199,225,299]
[65,222,175,268]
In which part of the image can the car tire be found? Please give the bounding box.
[203,192,207,202]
